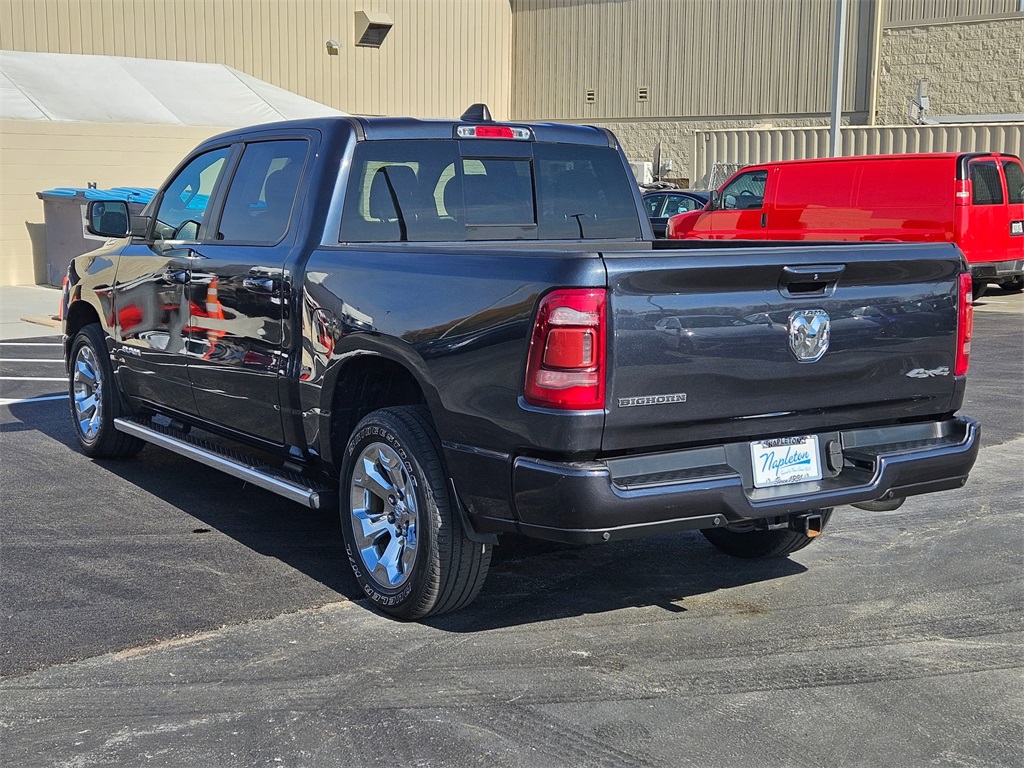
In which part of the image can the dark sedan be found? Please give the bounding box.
[642,189,710,237]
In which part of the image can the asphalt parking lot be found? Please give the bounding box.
[1,288,1021,767]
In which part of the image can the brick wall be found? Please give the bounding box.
[877,16,1024,124]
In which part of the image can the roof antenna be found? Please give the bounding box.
[460,103,493,123]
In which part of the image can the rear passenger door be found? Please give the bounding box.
[185,135,313,444]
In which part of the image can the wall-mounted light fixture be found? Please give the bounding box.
[355,10,393,48]
[325,39,341,55]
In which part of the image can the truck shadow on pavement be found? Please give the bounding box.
[432,534,806,631]
[4,400,806,635]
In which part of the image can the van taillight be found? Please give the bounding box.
[954,180,971,207]
[956,272,973,376]
[524,289,606,410]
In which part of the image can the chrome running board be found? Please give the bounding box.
[113,417,334,510]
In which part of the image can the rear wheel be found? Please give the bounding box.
[340,405,491,619]
[971,280,987,301]
[997,276,1023,292]
[68,324,145,458]
[701,509,833,559]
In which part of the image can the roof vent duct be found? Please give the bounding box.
[355,10,393,48]
[460,103,493,123]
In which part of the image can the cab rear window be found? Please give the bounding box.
[339,139,642,242]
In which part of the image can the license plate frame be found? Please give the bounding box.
[750,435,822,488]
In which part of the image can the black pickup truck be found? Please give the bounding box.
[65,107,980,619]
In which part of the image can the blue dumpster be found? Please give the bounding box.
[36,187,156,286]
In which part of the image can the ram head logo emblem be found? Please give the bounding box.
[788,309,830,363]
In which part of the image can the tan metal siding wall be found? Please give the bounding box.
[0,120,222,286]
[885,0,1021,22]
[692,124,1024,185]
[0,0,511,119]
[511,0,873,120]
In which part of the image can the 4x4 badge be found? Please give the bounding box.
[789,309,830,363]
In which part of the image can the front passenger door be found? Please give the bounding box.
[697,170,770,240]
[112,146,232,416]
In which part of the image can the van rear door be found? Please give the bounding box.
[959,156,1009,269]
[1000,156,1024,265]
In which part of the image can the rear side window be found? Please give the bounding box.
[970,161,1004,205]
[217,140,308,244]
[1002,159,1024,204]
[339,139,642,242]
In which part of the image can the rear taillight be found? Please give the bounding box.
[956,272,974,376]
[524,289,606,410]
[954,179,971,207]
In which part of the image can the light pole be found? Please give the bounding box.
[829,0,849,157]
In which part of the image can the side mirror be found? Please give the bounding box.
[86,200,130,237]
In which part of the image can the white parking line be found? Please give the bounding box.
[0,358,65,363]
[0,376,67,381]
[0,342,62,346]
[0,394,69,406]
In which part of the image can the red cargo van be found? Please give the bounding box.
[668,152,1024,298]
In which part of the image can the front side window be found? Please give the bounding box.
[720,170,767,210]
[153,147,230,241]
[1002,159,1024,204]
[217,140,309,244]
[970,160,1004,205]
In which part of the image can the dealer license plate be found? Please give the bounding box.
[750,435,822,488]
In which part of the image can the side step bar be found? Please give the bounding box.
[114,417,335,510]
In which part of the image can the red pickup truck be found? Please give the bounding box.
[668,152,1024,300]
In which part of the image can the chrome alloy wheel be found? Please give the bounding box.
[348,442,419,589]
[72,344,103,442]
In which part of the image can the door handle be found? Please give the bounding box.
[243,277,276,294]
[163,268,190,284]
[761,212,768,228]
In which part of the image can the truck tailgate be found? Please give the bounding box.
[601,243,964,452]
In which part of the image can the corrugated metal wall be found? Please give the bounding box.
[886,0,1021,22]
[511,0,876,121]
[0,0,512,119]
[692,124,1024,186]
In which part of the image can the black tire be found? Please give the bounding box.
[701,509,833,559]
[997,276,1023,292]
[339,405,491,619]
[971,281,987,302]
[68,324,145,459]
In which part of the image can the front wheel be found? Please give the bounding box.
[701,509,833,559]
[340,405,491,619]
[68,324,145,458]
